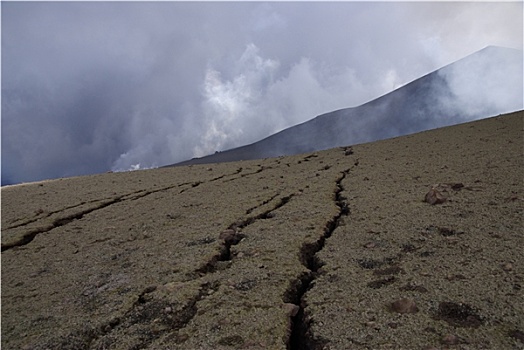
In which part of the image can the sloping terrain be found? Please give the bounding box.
[1,110,523,349]
[172,46,522,167]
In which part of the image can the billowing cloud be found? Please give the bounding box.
[2,2,522,185]
[436,47,523,122]
[195,44,372,157]
[195,44,279,156]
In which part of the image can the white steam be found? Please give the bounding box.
[3,2,522,184]
[195,44,279,157]
[194,43,369,157]
[437,47,523,121]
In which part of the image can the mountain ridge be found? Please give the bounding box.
[3,110,522,349]
[169,45,522,167]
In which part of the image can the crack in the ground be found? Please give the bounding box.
[212,166,244,181]
[222,164,268,182]
[2,168,248,252]
[5,199,108,230]
[245,193,280,214]
[1,186,201,252]
[1,198,124,252]
[115,281,220,348]
[5,166,249,231]
[40,281,220,349]
[286,168,351,350]
[195,194,294,275]
[177,181,202,194]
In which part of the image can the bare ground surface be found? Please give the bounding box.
[1,110,523,349]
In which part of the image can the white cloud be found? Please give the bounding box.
[195,44,373,157]
[195,44,280,156]
[2,2,522,184]
[437,47,524,120]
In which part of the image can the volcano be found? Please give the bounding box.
[170,46,522,167]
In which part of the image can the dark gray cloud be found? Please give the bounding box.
[2,2,522,185]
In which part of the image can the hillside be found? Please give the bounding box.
[2,110,523,349]
[172,46,522,167]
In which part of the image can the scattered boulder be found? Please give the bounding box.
[502,262,513,272]
[219,229,244,245]
[390,298,419,313]
[281,303,300,317]
[344,147,354,156]
[424,182,465,204]
[425,188,446,205]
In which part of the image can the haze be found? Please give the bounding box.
[2,2,522,185]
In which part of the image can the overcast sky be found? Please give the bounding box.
[2,2,523,185]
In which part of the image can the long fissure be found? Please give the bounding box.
[2,167,251,252]
[197,194,294,275]
[288,169,350,350]
[1,198,123,252]
[4,162,277,253]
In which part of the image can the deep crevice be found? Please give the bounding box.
[4,187,158,231]
[4,168,247,251]
[230,194,292,231]
[1,197,124,252]
[245,193,280,214]
[222,165,268,182]
[6,200,92,230]
[205,167,242,182]
[80,282,219,349]
[196,194,293,275]
[3,187,168,251]
[287,169,350,350]
[3,167,247,249]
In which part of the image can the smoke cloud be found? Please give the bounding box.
[2,2,522,185]
[437,47,523,120]
[195,44,371,157]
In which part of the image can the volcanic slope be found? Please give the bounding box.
[172,46,522,167]
[1,110,522,349]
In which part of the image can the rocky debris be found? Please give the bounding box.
[502,262,514,272]
[281,303,300,317]
[390,298,419,313]
[219,229,244,245]
[424,182,466,204]
[424,188,446,204]
[343,146,354,156]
